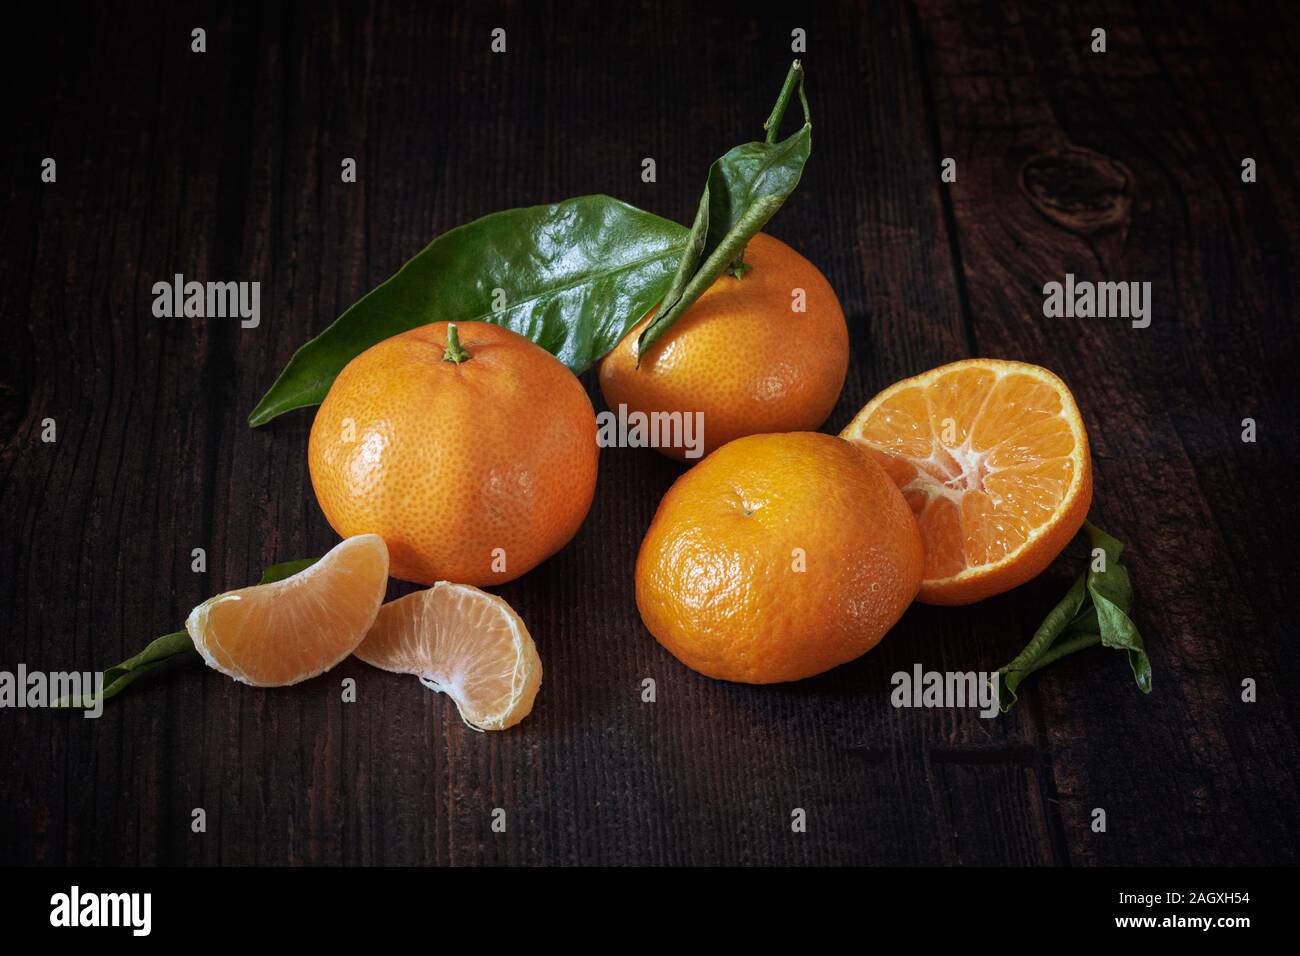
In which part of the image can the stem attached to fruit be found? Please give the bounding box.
[724,60,806,278]
[636,61,812,361]
[442,323,471,364]
[727,252,753,279]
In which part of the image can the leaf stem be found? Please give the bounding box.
[637,63,813,360]
[997,572,1087,682]
[763,60,805,144]
[54,629,196,709]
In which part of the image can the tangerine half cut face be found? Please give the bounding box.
[841,359,1092,606]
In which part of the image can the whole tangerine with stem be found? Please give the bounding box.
[599,232,849,461]
[308,321,599,586]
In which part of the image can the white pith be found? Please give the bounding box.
[358,581,541,732]
[417,597,533,733]
[905,434,995,506]
[848,362,1087,583]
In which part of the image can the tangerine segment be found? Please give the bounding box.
[185,534,390,687]
[841,359,1092,606]
[355,582,541,731]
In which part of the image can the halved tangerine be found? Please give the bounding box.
[185,534,390,686]
[841,359,1092,605]
[354,581,542,731]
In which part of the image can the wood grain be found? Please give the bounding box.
[0,0,1295,866]
[916,0,1300,863]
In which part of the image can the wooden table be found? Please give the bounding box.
[2,1,1296,866]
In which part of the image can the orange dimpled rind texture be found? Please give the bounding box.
[599,233,849,461]
[308,321,599,586]
[635,432,924,684]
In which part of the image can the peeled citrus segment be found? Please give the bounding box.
[185,534,390,686]
[354,582,541,731]
[841,359,1092,606]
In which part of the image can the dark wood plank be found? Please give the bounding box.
[916,0,1300,864]
[1,0,1295,866]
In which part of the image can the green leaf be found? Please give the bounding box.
[248,195,689,426]
[993,520,1151,711]
[996,571,1089,710]
[54,555,322,709]
[259,557,318,584]
[1083,522,1151,693]
[635,61,813,359]
[1093,590,1152,692]
[1083,520,1126,566]
[54,629,194,709]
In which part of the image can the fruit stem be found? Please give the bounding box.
[727,248,753,279]
[442,323,471,364]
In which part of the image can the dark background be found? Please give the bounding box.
[1,1,1296,866]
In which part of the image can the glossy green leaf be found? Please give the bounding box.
[248,196,688,426]
[636,61,812,359]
